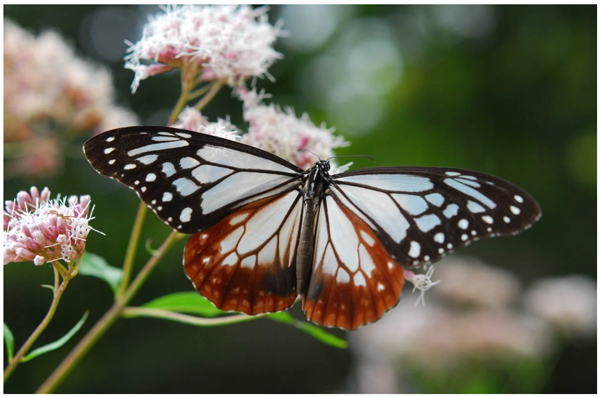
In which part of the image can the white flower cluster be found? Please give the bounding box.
[238,89,350,172]
[4,187,95,266]
[125,5,284,92]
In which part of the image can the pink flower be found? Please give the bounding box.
[4,187,95,266]
[125,5,284,92]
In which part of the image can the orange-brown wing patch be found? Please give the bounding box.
[184,190,303,315]
[302,195,404,330]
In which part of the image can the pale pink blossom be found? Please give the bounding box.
[432,256,521,307]
[125,5,284,92]
[171,107,240,141]
[4,187,95,266]
[523,275,596,337]
[404,266,441,306]
[238,88,350,172]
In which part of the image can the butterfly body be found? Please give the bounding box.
[84,126,541,329]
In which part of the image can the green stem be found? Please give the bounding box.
[194,79,226,112]
[36,231,179,394]
[115,202,147,299]
[121,307,262,327]
[168,65,197,126]
[4,264,69,382]
[187,84,213,101]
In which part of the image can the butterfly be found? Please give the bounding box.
[84,126,541,330]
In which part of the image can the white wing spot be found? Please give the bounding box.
[438,248,444,254]
[447,243,453,249]
[458,219,469,229]
[487,227,492,232]
[151,200,156,205]
[124,164,136,170]
[353,273,367,287]
[336,269,350,283]
[461,234,468,241]
[108,159,116,165]
[176,132,192,138]
[230,213,249,226]
[471,230,477,235]
[162,192,173,202]
[408,241,421,258]
[445,171,461,176]
[444,179,497,209]
[104,148,115,154]
[467,200,485,213]
[482,215,494,224]
[503,216,511,223]
[360,230,375,246]
[377,283,385,291]
[106,136,115,142]
[180,207,192,223]
[434,232,445,244]
[146,173,157,182]
[157,206,162,211]
[424,255,430,261]
[387,261,394,270]
[137,154,158,164]
[180,157,200,169]
[134,180,140,185]
[415,214,441,232]
[168,217,173,222]
[161,162,176,177]
[514,195,524,203]
[173,178,200,196]
[140,187,147,192]
[127,140,189,156]
[443,203,459,218]
[510,206,521,215]
[222,252,238,267]
[152,136,179,142]
[425,193,445,207]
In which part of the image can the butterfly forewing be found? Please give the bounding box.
[184,190,303,314]
[84,126,303,233]
[331,167,542,269]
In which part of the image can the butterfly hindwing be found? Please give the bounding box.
[84,126,303,234]
[331,166,542,269]
[302,195,405,330]
[184,190,304,314]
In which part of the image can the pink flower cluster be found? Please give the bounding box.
[4,187,94,266]
[238,88,350,172]
[4,20,138,178]
[125,5,284,92]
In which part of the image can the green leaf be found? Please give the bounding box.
[78,252,123,296]
[21,311,89,363]
[140,292,223,317]
[4,323,14,362]
[268,312,347,349]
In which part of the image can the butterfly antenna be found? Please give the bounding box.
[300,148,322,161]
[327,154,375,162]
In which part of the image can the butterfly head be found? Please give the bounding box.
[316,160,331,174]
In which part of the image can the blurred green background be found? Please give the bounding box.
[4,5,596,393]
